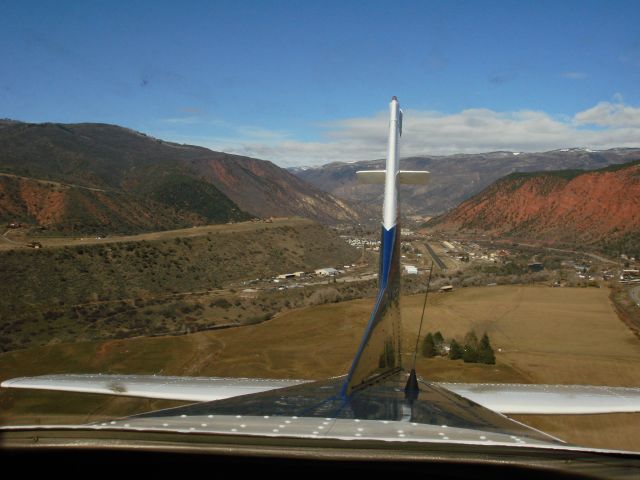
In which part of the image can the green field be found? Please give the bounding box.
[2,285,640,451]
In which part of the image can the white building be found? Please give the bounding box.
[315,267,339,276]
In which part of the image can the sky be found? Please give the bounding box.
[1,0,640,167]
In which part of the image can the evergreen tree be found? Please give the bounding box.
[421,332,436,358]
[462,345,478,363]
[462,331,479,363]
[478,332,496,365]
[433,331,444,355]
[463,331,478,350]
[449,339,463,360]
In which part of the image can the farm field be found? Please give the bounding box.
[2,285,639,451]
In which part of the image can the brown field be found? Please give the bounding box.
[1,285,640,451]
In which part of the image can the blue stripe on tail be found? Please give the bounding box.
[342,223,402,396]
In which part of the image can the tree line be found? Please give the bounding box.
[421,330,495,364]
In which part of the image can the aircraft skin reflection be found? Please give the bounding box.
[344,97,428,395]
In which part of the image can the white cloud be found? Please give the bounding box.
[161,101,640,167]
[233,125,292,142]
[561,72,587,80]
[573,101,640,127]
[160,116,201,125]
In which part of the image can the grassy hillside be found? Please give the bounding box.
[0,121,359,230]
[140,172,249,223]
[0,171,251,234]
[0,219,359,352]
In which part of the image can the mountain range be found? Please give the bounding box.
[0,120,359,233]
[291,149,640,218]
[426,160,640,255]
[3,118,639,249]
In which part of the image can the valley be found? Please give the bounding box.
[1,119,640,457]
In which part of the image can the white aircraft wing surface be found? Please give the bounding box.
[5,375,640,414]
[440,383,640,414]
[1,374,308,402]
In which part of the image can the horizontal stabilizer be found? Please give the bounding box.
[356,170,430,185]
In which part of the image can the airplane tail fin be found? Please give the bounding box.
[342,97,429,396]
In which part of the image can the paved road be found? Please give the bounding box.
[630,285,640,307]
[0,218,311,250]
[0,229,19,244]
[515,242,617,264]
[0,172,108,192]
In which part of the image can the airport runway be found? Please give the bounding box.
[424,242,447,270]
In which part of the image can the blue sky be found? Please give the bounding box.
[2,0,640,166]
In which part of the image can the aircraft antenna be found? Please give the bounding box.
[410,263,434,372]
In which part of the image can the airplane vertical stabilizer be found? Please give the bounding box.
[342,97,415,396]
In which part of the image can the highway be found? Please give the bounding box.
[512,242,618,265]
